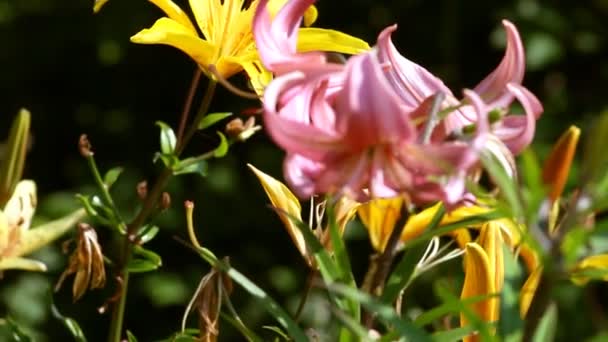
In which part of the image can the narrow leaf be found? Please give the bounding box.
[195,247,308,342]
[198,112,232,130]
[213,132,229,158]
[531,303,557,342]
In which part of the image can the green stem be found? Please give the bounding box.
[362,210,409,328]
[106,79,217,342]
[86,154,127,233]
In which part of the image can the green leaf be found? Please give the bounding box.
[50,295,87,342]
[137,225,159,245]
[327,283,431,342]
[326,201,359,320]
[414,294,493,327]
[154,152,180,169]
[481,151,524,220]
[156,121,177,155]
[261,326,290,341]
[198,112,232,130]
[220,314,263,342]
[434,282,495,342]
[329,307,374,342]
[126,331,138,342]
[0,317,32,341]
[173,158,208,177]
[213,132,229,158]
[103,167,124,189]
[382,204,446,305]
[194,247,308,342]
[128,246,162,273]
[432,325,477,342]
[532,302,557,342]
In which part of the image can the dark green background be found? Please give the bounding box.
[1,0,607,341]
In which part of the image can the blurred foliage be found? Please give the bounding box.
[0,0,608,341]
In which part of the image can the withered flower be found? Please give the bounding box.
[55,223,106,301]
[182,260,233,342]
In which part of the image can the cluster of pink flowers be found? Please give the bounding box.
[253,0,543,206]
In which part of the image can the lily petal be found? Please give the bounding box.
[358,197,404,251]
[461,243,496,342]
[542,125,580,202]
[473,20,525,109]
[494,83,543,154]
[13,209,85,257]
[520,266,542,317]
[336,52,415,148]
[0,257,47,272]
[297,27,370,55]
[254,0,325,73]
[571,253,608,285]
[248,164,312,266]
[376,25,453,110]
[131,17,218,69]
[478,222,505,297]
[149,0,197,34]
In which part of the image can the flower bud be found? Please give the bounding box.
[0,109,30,207]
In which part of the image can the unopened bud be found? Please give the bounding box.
[160,192,171,210]
[79,134,93,157]
[0,109,31,207]
[136,181,148,200]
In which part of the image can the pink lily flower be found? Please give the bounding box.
[376,22,543,154]
[262,46,489,205]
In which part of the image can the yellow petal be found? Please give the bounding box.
[401,203,490,245]
[0,210,9,253]
[0,257,47,272]
[333,196,360,235]
[571,253,608,285]
[358,197,403,251]
[520,266,542,318]
[542,125,580,202]
[265,0,318,26]
[519,244,540,274]
[478,222,504,295]
[12,209,85,258]
[130,17,218,68]
[461,243,497,342]
[297,28,370,55]
[247,164,311,265]
[93,0,110,13]
[148,0,197,34]
[4,180,37,234]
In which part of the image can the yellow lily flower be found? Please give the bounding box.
[248,164,359,267]
[0,180,85,272]
[131,0,370,93]
[519,266,542,317]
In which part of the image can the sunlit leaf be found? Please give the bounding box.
[103,167,124,189]
[137,225,160,245]
[213,132,229,158]
[156,121,177,155]
[50,293,87,342]
[126,331,138,342]
[173,158,208,177]
[128,246,162,273]
[531,303,557,342]
[198,112,232,130]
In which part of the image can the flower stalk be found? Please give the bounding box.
[107,79,217,342]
